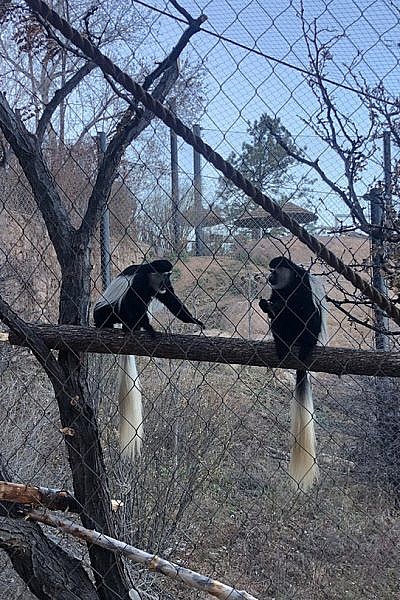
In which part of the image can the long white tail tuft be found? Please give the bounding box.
[118,355,143,461]
[289,370,319,491]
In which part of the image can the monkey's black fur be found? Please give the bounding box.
[94,259,203,332]
[259,256,321,364]
[259,256,326,490]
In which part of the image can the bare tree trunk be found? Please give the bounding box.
[56,242,129,599]
[0,520,99,600]
[0,458,98,600]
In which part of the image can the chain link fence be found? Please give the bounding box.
[1,1,400,598]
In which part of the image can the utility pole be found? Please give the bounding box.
[193,124,206,256]
[368,131,392,351]
[97,131,111,290]
[383,130,392,215]
[170,102,180,253]
[371,132,400,496]
[369,185,389,350]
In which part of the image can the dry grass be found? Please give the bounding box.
[1,245,399,599]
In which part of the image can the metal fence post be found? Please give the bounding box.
[369,186,389,350]
[97,131,111,290]
[170,118,180,254]
[193,124,207,256]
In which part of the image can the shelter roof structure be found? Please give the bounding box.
[234,202,317,230]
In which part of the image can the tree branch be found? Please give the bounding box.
[296,3,372,230]
[141,12,206,91]
[0,93,74,267]
[169,0,197,24]
[79,61,179,241]
[0,480,123,514]
[79,8,205,242]
[0,459,98,600]
[37,60,96,141]
[0,294,64,393]
[0,481,83,513]
[4,325,400,377]
[25,508,258,600]
[327,296,400,335]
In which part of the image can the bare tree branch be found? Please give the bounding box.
[37,60,96,141]
[0,93,74,266]
[0,293,64,392]
[142,12,206,91]
[293,2,373,230]
[327,295,400,335]
[0,481,84,513]
[79,62,180,241]
[169,0,197,24]
[0,480,123,514]
[76,7,205,243]
[25,508,259,600]
[0,458,98,600]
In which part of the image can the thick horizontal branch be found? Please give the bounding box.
[5,325,400,377]
[0,481,122,515]
[0,481,82,513]
[26,509,258,600]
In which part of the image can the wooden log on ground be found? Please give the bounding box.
[5,324,400,377]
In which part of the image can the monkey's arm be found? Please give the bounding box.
[157,287,204,328]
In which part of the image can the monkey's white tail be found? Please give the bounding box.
[118,355,143,461]
[289,370,319,491]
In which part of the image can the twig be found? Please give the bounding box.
[25,509,258,600]
[327,296,400,335]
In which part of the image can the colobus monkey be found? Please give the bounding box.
[94,259,204,461]
[259,256,328,491]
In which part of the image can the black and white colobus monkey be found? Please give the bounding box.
[259,256,328,491]
[94,259,204,460]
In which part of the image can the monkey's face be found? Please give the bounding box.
[148,271,172,295]
[268,265,293,290]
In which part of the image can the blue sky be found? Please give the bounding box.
[102,0,400,228]
[123,0,399,228]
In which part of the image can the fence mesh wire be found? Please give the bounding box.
[1,1,400,599]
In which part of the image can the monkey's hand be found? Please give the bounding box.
[141,323,157,336]
[259,298,275,318]
[193,318,205,329]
